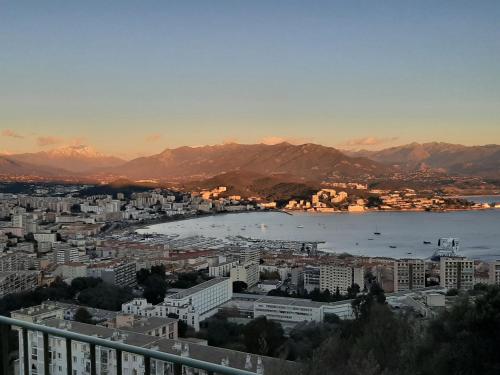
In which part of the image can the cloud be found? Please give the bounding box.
[37,136,64,146]
[145,133,162,143]
[259,136,313,145]
[341,136,399,147]
[2,129,24,139]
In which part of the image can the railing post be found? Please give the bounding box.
[0,324,10,375]
[173,362,182,375]
[116,349,122,375]
[43,332,50,375]
[22,328,29,375]
[144,355,151,375]
[66,338,72,375]
[90,343,96,375]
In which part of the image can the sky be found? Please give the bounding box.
[1,0,499,159]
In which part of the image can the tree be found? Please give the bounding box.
[243,317,285,356]
[77,283,133,311]
[74,307,93,324]
[232,281,247,293]
[143,274,168,304]
[71,277,102,293]
[366,196,383,208]
[347,283,360,299]
[412,286,500,375]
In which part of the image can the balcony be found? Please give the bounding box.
[0,316,258,375]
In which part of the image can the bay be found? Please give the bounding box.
[139,206,500,261]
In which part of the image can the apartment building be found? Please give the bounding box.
[156,277,233,331]
[394,259,426,292]
[17,318,297,375]
[303,266,320,293]
[489,260,500,285]
[319,264,364,295]
[0,251,37,271]
[229,247,260,264]
[208,260,238,277]
[440,257,475,290]
[88,262,137,287]
[53,245,80,265]
[230,262,260,287]
[0,270,40,298]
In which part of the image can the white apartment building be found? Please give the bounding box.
[53,245,80,265]
[235,248,260,264]
[489,260,500,285]
[121,280,232,331]
[319,264,364,295]
[440,257,475,290]
[230,262,260,288]
[157,278,232,331]
[0,271,40,298]
[394,259,426,292]
[122,298,158,317]
[208,260,238,277]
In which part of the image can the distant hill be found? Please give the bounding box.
[3,141,498,183]
[10,145,126,173]
[184,170,319,202]
[0,156,70,177]
[108,142,388,181]
[346,142,500,177]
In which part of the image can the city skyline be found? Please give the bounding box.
[1,1,500,158]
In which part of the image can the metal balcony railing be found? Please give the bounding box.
[0,315,257,375]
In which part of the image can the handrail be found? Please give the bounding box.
[0,315,257,375]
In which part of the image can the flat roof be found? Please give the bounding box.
[255,296,325,308]
[122,317,177,335]
[166,278,229,300]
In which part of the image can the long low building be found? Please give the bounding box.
[254,296,355,323]
[123,277,233,331]
[17,318,301,375]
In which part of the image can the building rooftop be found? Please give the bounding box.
[44,319,157,348]
[11,303,63,317]
[40,318,300,373]
[120,316,177,335]
[166,277,229,300]
[256,296,325,308]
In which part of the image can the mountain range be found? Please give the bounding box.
[345,142,500,177]
[0,142,499,182]
[7,145,125,173]
[106,142,386,181]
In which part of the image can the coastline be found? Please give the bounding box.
[120,196,498,236]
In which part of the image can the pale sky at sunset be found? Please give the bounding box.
[1,1,499,159]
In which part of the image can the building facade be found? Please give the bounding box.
[230,262,259,288]
[394,259,426,292]
[489,260,500,285]
[440,257,474,290]
[319,265,364,295]
[0,271,40,298]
